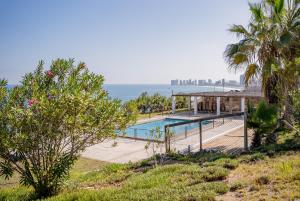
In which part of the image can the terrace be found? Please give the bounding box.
[83,91,262,163]
[171,91,263,118]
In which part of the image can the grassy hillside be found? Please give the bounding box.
[0,130,299,201]
[221,152,300,201]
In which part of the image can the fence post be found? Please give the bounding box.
[213,119,215,128]
[244,111,249,152]
[164,126,170,153]
[185,126,188,138]
[199,121,203,151]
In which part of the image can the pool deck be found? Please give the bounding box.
[81,116,245,163]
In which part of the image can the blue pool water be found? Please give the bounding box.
[120,118,206,140]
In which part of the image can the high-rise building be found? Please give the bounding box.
[171,79,179,86]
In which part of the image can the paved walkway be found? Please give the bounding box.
[170,119,244,152]
[81,138,164,163]
[202,127,252,154]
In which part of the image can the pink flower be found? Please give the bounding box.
[47,70,54,78]
[28,99,38,107]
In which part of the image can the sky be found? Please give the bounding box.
[0,0,253,84]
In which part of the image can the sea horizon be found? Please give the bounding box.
[6,83,242,102]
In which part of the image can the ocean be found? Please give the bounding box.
[7,84,240,102]
[103,84,240,101]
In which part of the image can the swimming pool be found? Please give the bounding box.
[119,118,208,140]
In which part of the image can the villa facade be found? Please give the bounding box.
[172,91,263,115]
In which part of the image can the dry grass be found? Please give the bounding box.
[218,151,300,201]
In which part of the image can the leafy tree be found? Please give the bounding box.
[136,92,150,114]
[224,0,300,121]
[0,59,131,198]
[247,100,278,148]
[122,100,138,123]
[176,96,188,109]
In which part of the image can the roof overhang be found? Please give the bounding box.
[172,91,263,98]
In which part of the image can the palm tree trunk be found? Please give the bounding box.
[283,88,295,124]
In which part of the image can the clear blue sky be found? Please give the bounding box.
[0,0,253,84]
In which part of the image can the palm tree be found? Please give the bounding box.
[247,100,278,148]
[224,0,300,121]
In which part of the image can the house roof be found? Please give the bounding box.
[172,91,263,98]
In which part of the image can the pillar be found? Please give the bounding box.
[198,96,203,111]
[241,97,245,112]
[216,97,221,115]
[188,96,191,110]
[172,96,176,114]
[193,96,198,115]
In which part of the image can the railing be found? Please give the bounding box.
[118,127,165,142]
[164,112,247,153]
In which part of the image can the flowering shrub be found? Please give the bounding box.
[0,59,132,198]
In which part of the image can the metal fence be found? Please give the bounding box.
[118,127,165,142]
[164,112,251,154]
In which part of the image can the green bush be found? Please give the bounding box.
[200,166,229,182]
[0,59,132,198]
[247,100,278,148]
[239,152,265,163]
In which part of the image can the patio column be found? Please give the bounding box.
[172,96,176,114]
[216,97,221,115]
[241,97,245,112]
[193,96,198,115]
[188,96,191,110]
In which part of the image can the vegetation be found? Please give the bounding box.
[224,0,300,122]
[0,59,132,198]
[125,92,189,119]
[0,157,232,201]
[247,100,279,148]
[0,124,299,200]
[225,152,300,200]
[291,90,300,123]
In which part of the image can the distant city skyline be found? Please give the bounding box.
[0,0,255,84]
[171,77,241,87]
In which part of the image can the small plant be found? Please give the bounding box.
[203,158,239,170]
[239,152,265,163]
[278,162,293,175]
[111,141,118,147]
[145,127,164,166]
[201,166,229,182]
[230,181,246,192]
[256,175,270,185]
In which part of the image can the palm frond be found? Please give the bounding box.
[245,63,260,86]
[233,53,248,65]
[275,0,285,14]
[249,2,264,22]
[229,25,251,38]
[279,31,294,45]
[224,44,239,59]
